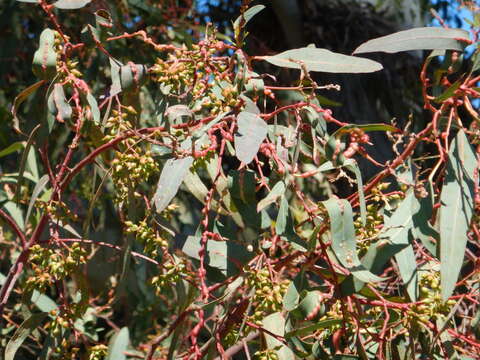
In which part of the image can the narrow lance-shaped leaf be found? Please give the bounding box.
[234,111,268,164]
[382,190,418,301]
[53,0,91,9]
[5,313,47,360]
[260,47,383,74]
[440,130,476,301]
[153,156,194,213]
[233,5,265,33]
[322,198,384,282]
[353,27,470,55]
[12,81,45,133]
[25,174,49,224]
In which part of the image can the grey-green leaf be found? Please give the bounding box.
[382,190,418,301]
[353,27,470,54]
[233,5,265,33]
[153,157,193,213]
[53,0,91,9]
[234,111,268,164]
[440,130,476,301]
[261,48,383,73]
[48,84,72,123]
[25,174,49,224]
[5,313,47,360]
[323,198,384,282]
[262,312,295,360]
[32,29,57,80]
[106,327,129,360]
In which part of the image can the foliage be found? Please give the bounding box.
[1,0,480,359]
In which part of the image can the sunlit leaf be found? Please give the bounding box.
[234,111,268,164]
[261,48,383,73]
[353,27,470,54]
[382,190,418,301]
[233,5,265,37]
[440,130,476,301]
[153,157,193,213]
[262,312,295,360]
[106,327,129,360]
[47,84,72,123]
[32,29,57,80]
[323,198,384,282]
[53,0,91,9]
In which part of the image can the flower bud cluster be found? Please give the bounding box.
[245,268,289,326]
[151,35,240,115]
[25,242,87,292]
[254,349,279,360]
[36,200,79,223]
[405,271,456,330]
[110,149,157,202]
[151,261,186,294]
[88,345,108,360]
[124,219,168,257]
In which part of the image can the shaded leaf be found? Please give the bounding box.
[5,313,47,360]
[261,48,383,73]
[234,111,268,164]
[290,291,323,320]
[0,142,23,158]
[440,130,476,301]
[322,198,384,282]
[153,157,193,213]
[106,327,129,360]
[434,80,461,103]
[285,319,342,339]
[12,81,45,133]
[25,174,49,224]
[353,27,470,54]
[333,123,400,137]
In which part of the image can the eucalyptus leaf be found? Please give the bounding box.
[53,0,91,9]
[257,181,286,212]
[322,198,384,282]
[153,157,194,213]
[261,48,383,73]
[5,313,47,360]
[106,327,129,360]
[440,130,476,301]
[353,27,470,54]
[32,29,57,80]
[234,111,268,164]
[382,190,418,301]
